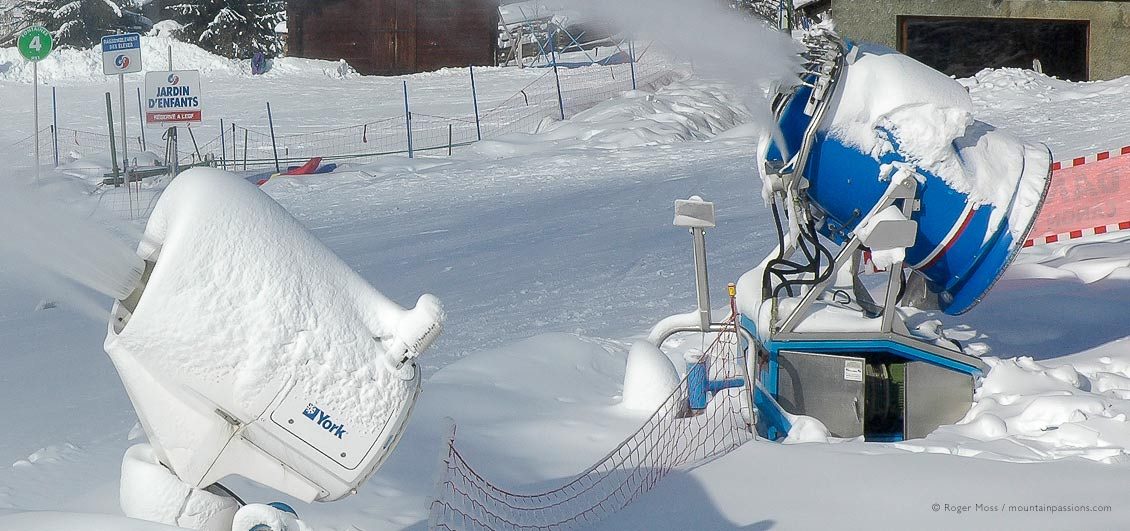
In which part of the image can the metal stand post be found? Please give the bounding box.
[118,73,131,212]
[692,226,711,331]
[33,61,40,182]
[470,65,482,141]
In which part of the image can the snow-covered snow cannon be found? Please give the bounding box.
[651,32,1051,443]
[738,32,1052,441]
[104,169,443,530]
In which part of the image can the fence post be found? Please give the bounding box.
[448,123,453,156]
[169,126,179,177]
[403,81,414,159]
[105,93,120,186]
[187,126,201,162]
[629,39,638,91]
[552,57,565,120]
[136,87,147,152]
[469,65,482,141]
[220,118,227,170]
[267,102,281,173]
[51,86,58,166]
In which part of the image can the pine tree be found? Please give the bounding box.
[18,0,130,49]
[168,0,283,59]
[1,2,19,44]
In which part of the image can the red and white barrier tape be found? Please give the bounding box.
[1051,146,1130,171]
[1024,221,1130,248]
[1024,145,1130,248]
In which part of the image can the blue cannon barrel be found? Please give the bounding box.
[768,43,1052,315]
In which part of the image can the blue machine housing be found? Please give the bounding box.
[734,39,1047,442]
[766,44,1050,316]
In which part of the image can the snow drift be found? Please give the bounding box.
[472,80,752,156]
[0,35,355,84]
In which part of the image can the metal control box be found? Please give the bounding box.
[776,351,866,438]
[776,350,973,440]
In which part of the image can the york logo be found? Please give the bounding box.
[303,403,347,439]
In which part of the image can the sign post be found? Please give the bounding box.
[102,33,143,188]
[18,26,54,182]
[144,71,203,125]
[144,70,203,176]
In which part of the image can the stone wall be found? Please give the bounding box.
[831,0,1130,80]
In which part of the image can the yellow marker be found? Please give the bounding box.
[727,283,737,297]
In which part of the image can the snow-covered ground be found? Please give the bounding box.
[1,35,1129,531]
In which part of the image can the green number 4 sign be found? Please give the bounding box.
[18,26,54,62]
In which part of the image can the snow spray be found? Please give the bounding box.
[0,182,144,312]
[567,0,802,103]
[564,0,802,164]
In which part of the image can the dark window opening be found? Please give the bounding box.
[898,16,1089,81]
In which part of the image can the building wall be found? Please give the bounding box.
[831,0,1130,80]
[288,0,497,76]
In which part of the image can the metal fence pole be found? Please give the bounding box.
[629,39,638,91]
[105,93,120,186]
[170,126,179,177]
[552,57,565,120]
[231,122,236,163]
[136,87,147,152]
[220,118,227,170]
[403,81,414,159]
[267,102,281,173]
[469,65,482,141]
[51,86,58,166]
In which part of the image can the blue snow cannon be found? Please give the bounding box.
[766,41,1052,315]
[736,33,1053,443]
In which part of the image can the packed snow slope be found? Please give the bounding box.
[961,67,1130,160]
[0,53,1129,531]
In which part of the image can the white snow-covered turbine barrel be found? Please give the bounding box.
[105,169,443,503]
[766,42,1052,314]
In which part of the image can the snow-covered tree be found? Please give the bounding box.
[1,2,19,44]
[18,0,133,48]
[168,0,283,59]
